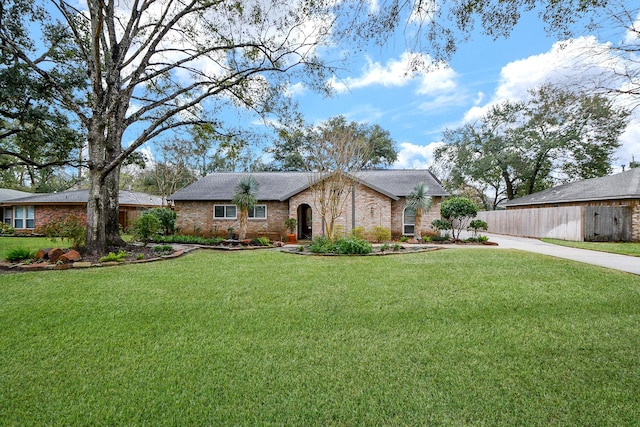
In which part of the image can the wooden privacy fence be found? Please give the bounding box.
[477,206,632,241]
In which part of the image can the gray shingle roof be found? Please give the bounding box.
[0,188,32,203]
[1,189,163,207]
[168,170,448,201]
[506,168,640,207]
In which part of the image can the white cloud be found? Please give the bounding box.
[393,141,445,169]
[327,52,457,95]
[467,35,640,173]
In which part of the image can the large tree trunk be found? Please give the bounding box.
[84,123,125,255]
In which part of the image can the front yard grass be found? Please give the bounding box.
[542,238,640,257]
[1,249,639,425]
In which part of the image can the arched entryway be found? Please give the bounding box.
[297,204,312,239]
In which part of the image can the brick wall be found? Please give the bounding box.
[36,205,87,229]
[391,196,443,239]
[174,188,445,241]
[174,200,289,240]
[289,184,394,238]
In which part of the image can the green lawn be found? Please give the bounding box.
[1,249,639,425]
[0,236,70,259]
[542,238,640,257]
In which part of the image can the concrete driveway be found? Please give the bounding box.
[473,233,640,276]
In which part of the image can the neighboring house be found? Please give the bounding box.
[1,189,163,233]
[500,168,640,241]
[168,170,448,240]
[1,189,33,229]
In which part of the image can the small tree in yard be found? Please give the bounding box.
[132,213,161,247]
[405,182,432,241]
[468,219,488,238]
[146,208,177,236]
[232,175,260,240]
[439,197,478,240]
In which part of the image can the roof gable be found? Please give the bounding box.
[506,168,640,206]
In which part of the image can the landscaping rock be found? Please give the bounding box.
[48,248,65,262]
[59,250,82,263]
[35,249,49,260]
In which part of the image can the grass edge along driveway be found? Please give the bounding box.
[1,249,638,426]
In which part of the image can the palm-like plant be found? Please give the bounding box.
[406,182,431,240]
[232,175,260,240]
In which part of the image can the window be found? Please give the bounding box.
[403,207,415,235]
[214,205,237,219]
[3,208,11,225]
[14,206,34,229]
[248,205,266,219]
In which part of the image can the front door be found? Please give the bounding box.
[298,204,312,239]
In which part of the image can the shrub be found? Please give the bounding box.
[98,250,127,263]
[36,215,86,249]
[131,213,161,246]
[308,236,334,253]
[352,226,366,240]
[333,237,372,255]
[251,237,271,246]
[6,248,35,262]
[370,226,391,243]
[380,242,390,252]
[0,223,15,235]
[145,208,177,235]
[393,243,402,251]
[399,236,409,243]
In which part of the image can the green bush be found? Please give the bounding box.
[98,250,127,263]
[308,236,334,253]
[370,226,391,243]
[131,213,161,247]
[145,208,177,235]
[35,215,86,249]
[352,226,366,240]
[6,248,36,262]
[251,237,271,246]
[309,236,372,255]
[333,237,373,255]
[0,222,15,235]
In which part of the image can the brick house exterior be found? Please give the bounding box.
[1,189,163,233]
[169,170,448,240]
[505,168,640,241]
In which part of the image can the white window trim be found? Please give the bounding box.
[14,205,35,229]
[403,207,415,236]
[248,204,267,220]
[214,204,237,219]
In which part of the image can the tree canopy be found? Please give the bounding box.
[268,116,398,171]
[435,85,630,209]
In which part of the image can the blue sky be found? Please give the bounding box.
[283,6,640,172]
